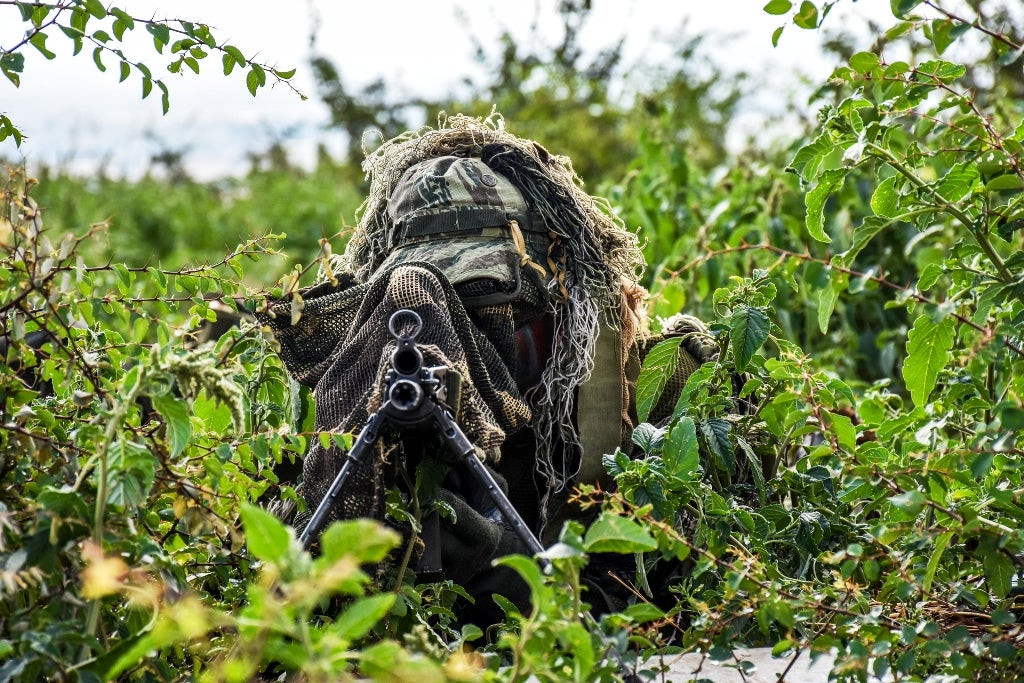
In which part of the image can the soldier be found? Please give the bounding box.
[260,114,716,621]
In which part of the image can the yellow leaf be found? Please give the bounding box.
[81,541,128,598]
[445,648,485,681]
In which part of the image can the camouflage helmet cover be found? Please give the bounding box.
[377,156,551,307]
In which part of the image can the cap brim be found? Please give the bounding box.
[380,232,525,284]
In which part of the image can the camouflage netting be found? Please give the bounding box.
[261,262,531,529]
[336,113,647,499]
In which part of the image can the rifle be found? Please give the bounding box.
[298,309,541,554]
[298,309,634,679]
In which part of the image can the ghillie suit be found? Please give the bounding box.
[260,114,718,616]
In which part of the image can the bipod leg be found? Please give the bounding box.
[430,403,636,680]
[299,409,387,550]
[430,402,544,557]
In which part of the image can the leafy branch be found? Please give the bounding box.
[0,0,305,147]
[922,0,1024,52]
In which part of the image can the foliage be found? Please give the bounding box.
[308,1,746,183]
[23,152,361,281]
[597,1,1024,679]
[0,0,302,147]
[1,1,1023,682]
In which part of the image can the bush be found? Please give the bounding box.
[1,2,1022,681]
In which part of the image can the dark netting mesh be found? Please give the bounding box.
[454,277,518,302]
[259,262,533,529]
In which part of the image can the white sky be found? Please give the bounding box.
[1,1,899,179]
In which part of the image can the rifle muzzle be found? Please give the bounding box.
[388,378,423,412]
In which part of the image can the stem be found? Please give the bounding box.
[393,466,421,592]
[865,142,1012,282]
[82,366,147,646]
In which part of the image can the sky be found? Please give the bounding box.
[1,1,900,179]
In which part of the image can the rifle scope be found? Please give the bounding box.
[387,309,425,412]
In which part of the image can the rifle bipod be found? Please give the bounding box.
[298,309,636,680]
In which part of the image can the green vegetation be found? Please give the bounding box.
[1,1,1023,681]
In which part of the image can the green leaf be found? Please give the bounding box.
[152,393,191,458]
[850,51,879,73]
[839,216,887,268]
[735,436,767,505]
[663,417,699,482]
[331,594,396,642]
[319,519,399,566]
[788,132,834,180]
[772,638,795,656]
[890,490,925,514]
[83,0,107,19]
[91,46,106,71]
[171,38,195,54]
[730,305,770,372]
[1,51,26,79]
[29,32,57,60]
[971,451,995,479]
[916,59,966,83]
[240,502,293,566]
[0,115,23,146]
[903,314,955,407]
[890,0,921,18]
[805,168,847,242]
[30,4,49,27]
[817,269,847,334]
[112,18,129,41]
[146,22,171,50]
[923,531,953,594]
[623,603,666,622]
[583,512,658,553]
[224,44,246,64]
[700,418,734,476]
[107,440,156,508]
[147,266,167,292]
[984,552,1014,599]
[999,404,1024,430]
[825,411,856,451]
[986,174,1024,191]
[112,262,131,292]
[157,80,169,114]
[71,7,89,32]
[246,67,260,96]
[917,263,943,291]
[771,25,785,47]
[631,422,666,453]
[763,0,792,15]
[870,176,899,217]
[930,19,970,54]
[770,600,795,629]
[636,336,682,424]
[118,60,130,82]
[793,1,818,28]
[141,76,152,98]
[273,67,296,79]
[222,52,235,76]
[933,161,979,202]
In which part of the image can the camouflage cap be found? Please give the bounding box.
[377,156,551,306]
